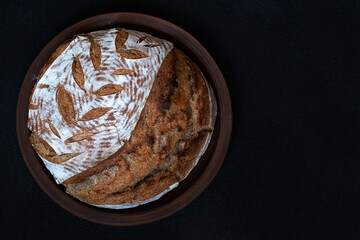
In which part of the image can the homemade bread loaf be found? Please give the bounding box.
[28,28,216,208]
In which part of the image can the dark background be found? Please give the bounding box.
[1,0,360,239]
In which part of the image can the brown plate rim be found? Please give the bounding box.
[16,12,232,226]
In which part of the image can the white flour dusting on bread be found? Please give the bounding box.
[28,29,173,183]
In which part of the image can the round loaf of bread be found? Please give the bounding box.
[28,28,216,209]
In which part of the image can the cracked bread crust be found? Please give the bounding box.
[64,48,215,207]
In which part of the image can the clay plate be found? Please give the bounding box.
[16,13,232,226]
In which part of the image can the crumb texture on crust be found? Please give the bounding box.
[28,28,173,183]
[64,49,216,207]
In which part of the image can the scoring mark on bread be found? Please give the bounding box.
[144,44,160,48]
[137,36,147,43]
[57,85,77,125]
[29,103,38,110]
[72,56,86,92]
[87,35,101,71]
[65,131,97,143]
[111,69,134,75]
[117,49,149,59]
[46,120,61,139]
[38,84,50,88]
[48,152,81,164]
[78,107,112,121]
[115,29,129,51]
[93,84,123,96]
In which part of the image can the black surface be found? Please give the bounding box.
[1,0,360,239]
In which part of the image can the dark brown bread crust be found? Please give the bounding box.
[64,48,213,206]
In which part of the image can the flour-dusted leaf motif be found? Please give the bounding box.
[137,36,147,43]
[118,49,149,59]
[111,69,134,75]
[115,29,129,51]
[30,132,80,164]
[79,107,112,121]
[57,85,76,124]
[94,84,123,96]
[87,35,101,70]
[46,120,61,139]
[72,56,86,92]
[65,131,96,143]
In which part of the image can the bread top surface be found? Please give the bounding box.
[28,28,173,183]
[28,28,216,208]
[64,48,216,207]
